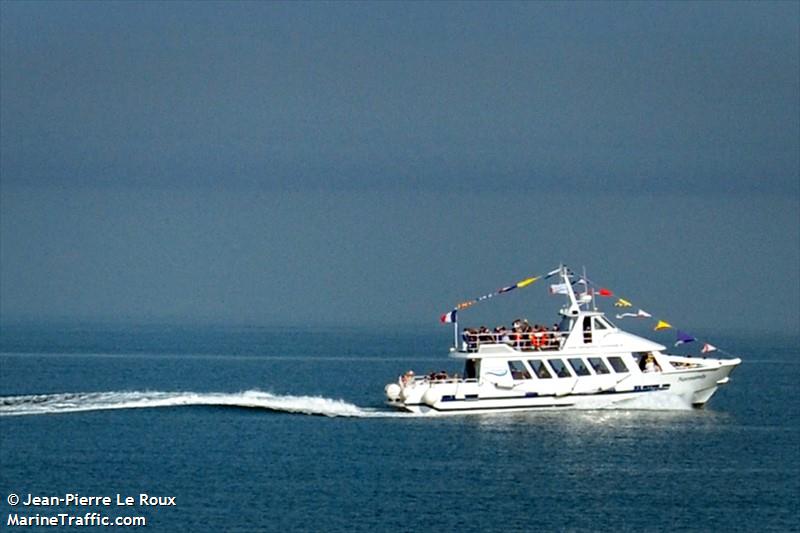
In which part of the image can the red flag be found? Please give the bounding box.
[598,288,613,297]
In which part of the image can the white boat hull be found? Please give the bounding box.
[387,358,740,415]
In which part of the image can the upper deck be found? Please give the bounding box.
[453,309,665,359]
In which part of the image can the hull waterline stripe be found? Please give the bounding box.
[400,384,680,412]
[430,384,671,404]
[405,403,576,413]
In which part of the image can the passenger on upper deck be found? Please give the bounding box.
[495,325,510,344]
[521,320,533,349]
[539,325,554,350]
[463,328,478,352]
[531,325,544,350]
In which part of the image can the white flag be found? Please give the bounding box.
[616,309,652,319]
[549,283,569,295]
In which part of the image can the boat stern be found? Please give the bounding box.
[384,377,429,413]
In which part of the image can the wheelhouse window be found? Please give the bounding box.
[558,317,574,333]
[568,358,591,376]
[528,360,552,379]
[607,356,629,373]
[548,359,573,378]
[593,317,608,330]
[588,357,610,375]
[508,360,531,380]
[597,316,616,329]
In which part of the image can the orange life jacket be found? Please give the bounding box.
[532,332,543,348]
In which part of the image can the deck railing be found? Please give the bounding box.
[406,375,479,385]
[458,330,568,353]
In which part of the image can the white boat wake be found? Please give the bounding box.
[0,389,694,418]
[0,390,408,418]
[606,391,693,410]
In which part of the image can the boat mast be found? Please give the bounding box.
[453,315,458,351]
[562,264,581,316]
[584,265,596,311]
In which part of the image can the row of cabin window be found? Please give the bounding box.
[507,356,628,380]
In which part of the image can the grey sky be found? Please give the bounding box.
[1,1,798,333]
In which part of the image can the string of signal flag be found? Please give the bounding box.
[440,267,728,357]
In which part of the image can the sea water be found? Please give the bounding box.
[0,323,798,532]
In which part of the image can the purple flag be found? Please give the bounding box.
[674,330,696,346]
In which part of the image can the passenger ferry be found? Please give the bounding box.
[385,266,741,414]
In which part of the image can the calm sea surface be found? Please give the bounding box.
[1,323,798,532]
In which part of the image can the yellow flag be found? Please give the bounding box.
[654,320,672,331]
[614,298,632,307]
[516,276,539,288]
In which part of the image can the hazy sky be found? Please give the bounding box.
[1,1,798,334]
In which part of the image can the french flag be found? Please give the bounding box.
[440,310,457,323]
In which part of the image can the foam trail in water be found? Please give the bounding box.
[601,391,693,411]
[0,390,415,418]
[0,390,695,417]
